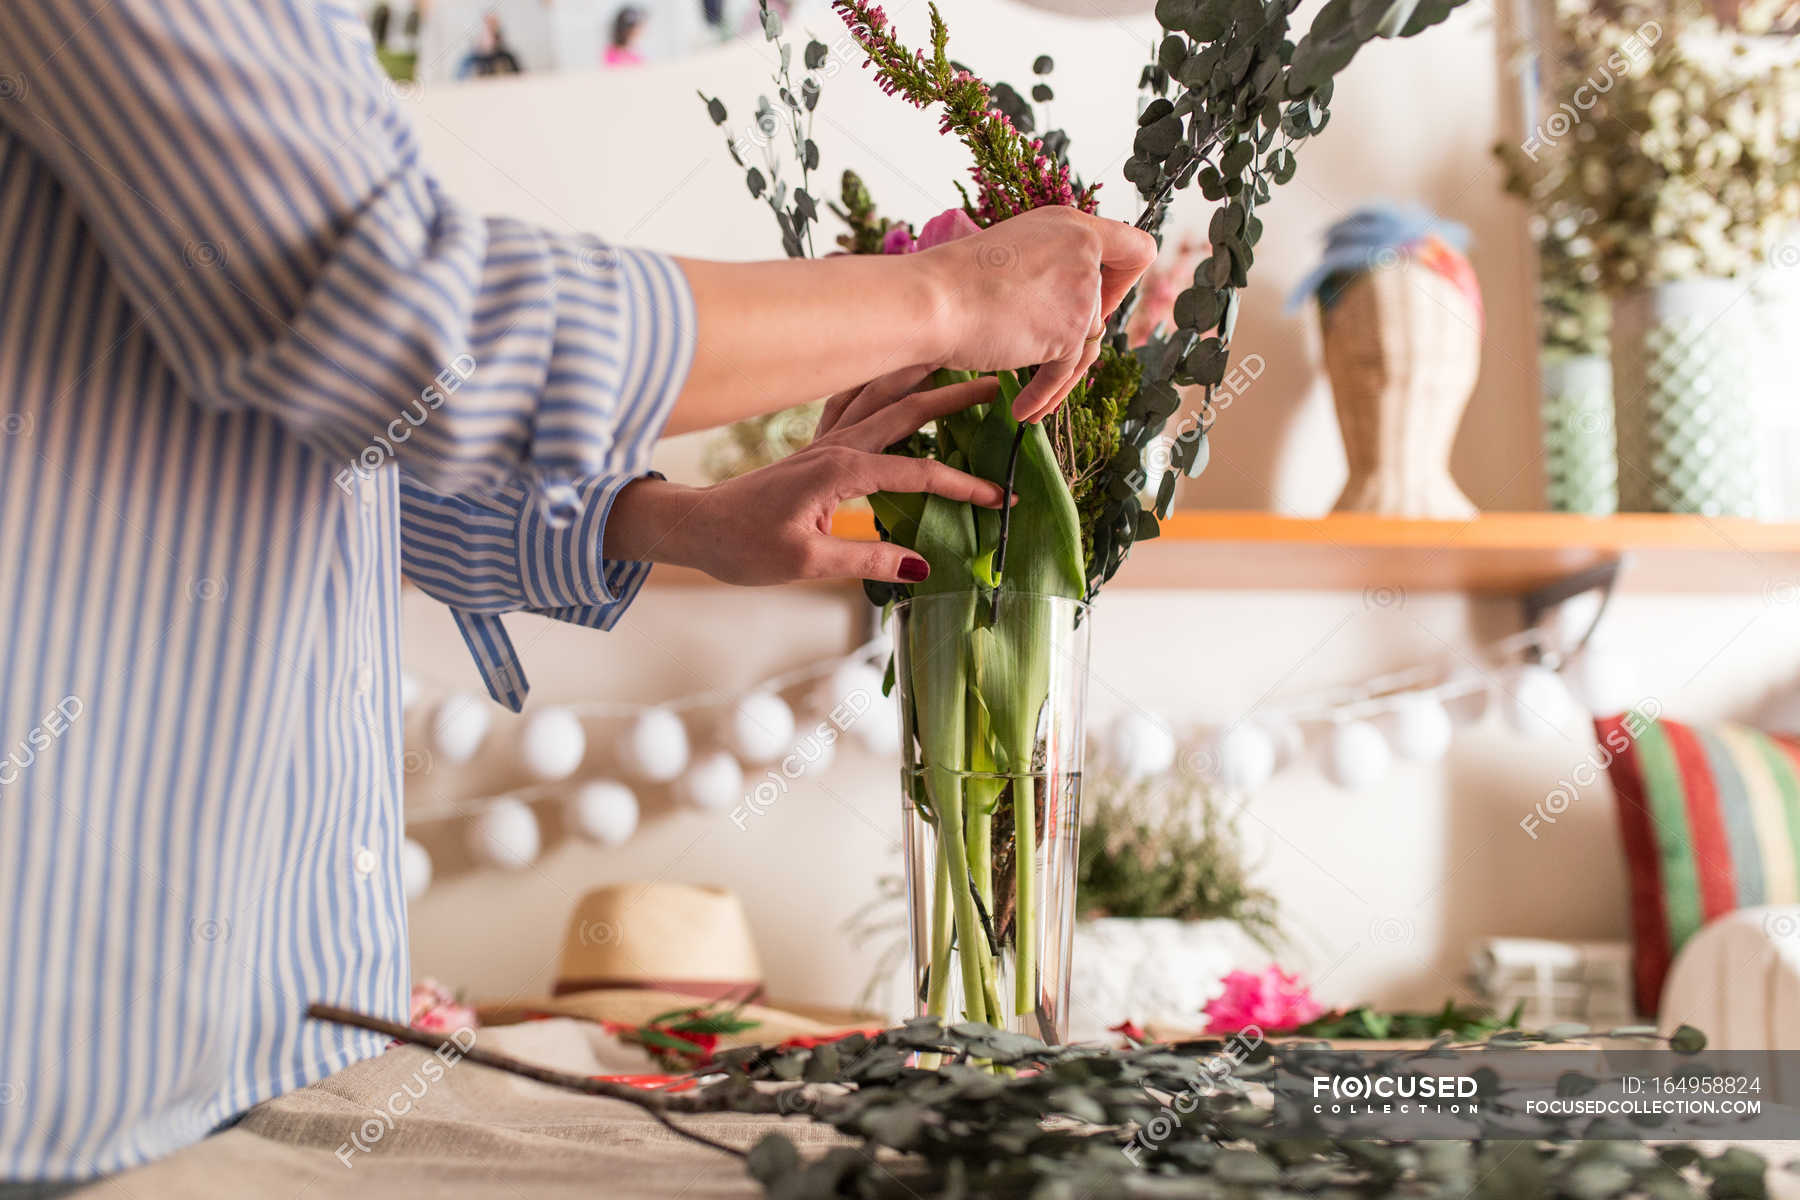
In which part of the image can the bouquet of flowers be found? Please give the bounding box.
[702,0,1468,1039]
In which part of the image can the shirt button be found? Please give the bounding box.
[354,846,378,877]
[355,663,375,695]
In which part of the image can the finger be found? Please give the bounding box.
[798,536,935,584]
[1092,217,1159,320]
[830,363,934,432]
[1010,350,1079,424]
[834,377,1000,452]
[815,384,862,439]
[832,449,1009,508]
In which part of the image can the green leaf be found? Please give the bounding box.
[1031,83,1053,102]
[760,6,782,39]
[746,167,766,198]
[700,92,727,125]
[1173,285,1224,332]
[1670,1024,1707,1054]
[804,39,829,69]
[746,1132,798,1183]
[1153,467,1178,517]
[1136,114,1184,158]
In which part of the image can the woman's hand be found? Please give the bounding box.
[919,208,1158,423]
[604,377,1008,586]
[670,209,1156,434]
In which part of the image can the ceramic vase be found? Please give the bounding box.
[1611,278,1764,517]
[1541,353,1618,515]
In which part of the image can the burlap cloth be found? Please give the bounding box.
[83,1019,850,1199]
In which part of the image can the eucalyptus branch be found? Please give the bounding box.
[304,1002,763,1158]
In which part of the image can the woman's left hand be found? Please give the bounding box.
[604,376,1008,586]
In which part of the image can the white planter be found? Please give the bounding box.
[1067,917,1272,1042]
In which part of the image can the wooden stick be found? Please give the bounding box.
[305,1002,759,1158]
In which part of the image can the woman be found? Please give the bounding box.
[603,5,646,66]
[0,0,1154,1188]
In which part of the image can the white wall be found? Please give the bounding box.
[396,0,1800,1017]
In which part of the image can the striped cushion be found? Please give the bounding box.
[1599,713,1800,1016]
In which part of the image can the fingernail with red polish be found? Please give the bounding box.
[899,556,930,583]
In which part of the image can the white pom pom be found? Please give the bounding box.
[566,780,639,845]
[1321,720,1391,789]
[851,704,901,755]
[617,708,689,782]
[467,798,540,869]
[820,661,885,715]
[1563,650,1639,717]
[795,726,835,773]
[400,674,422,712]
[1214,723,1277,794]
[1503,664,1580,735]
[400,838,433,900]
[677,751,744,812]
[431,695,493,765]
[1443,679,1492,728]
[1386,692,1453,763]
[817,662,898,755]
[519,707,587,781]
[727,691,796,765]
[1109,711,1177,780]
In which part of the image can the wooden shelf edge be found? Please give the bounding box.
[643,511,1800,595]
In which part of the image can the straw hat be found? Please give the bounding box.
[477,883,874,1045]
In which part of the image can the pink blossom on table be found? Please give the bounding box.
[1126,234,1209,345]
[1201,967,1323,1035]
[409,979,478,1034]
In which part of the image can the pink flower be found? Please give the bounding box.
[410,978,478,1034]
[1202,967,1323,1035]
[881,208,979,255]
[915,207,981,249]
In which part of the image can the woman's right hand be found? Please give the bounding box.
[917,207,1158,424]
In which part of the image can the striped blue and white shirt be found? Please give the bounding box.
[0,0,694,1180]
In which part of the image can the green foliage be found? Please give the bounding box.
[828,169,902,255]
[1077,772,1281,942]
[696,1,831,258]
[678,1018,1749,1199]
[1294,998,1525,1041]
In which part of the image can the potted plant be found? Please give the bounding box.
[704,0,1471,1042]
[1500,0,1800,517]
[1068,771,1281,1041]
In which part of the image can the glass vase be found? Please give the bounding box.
[892,591,1090,1044]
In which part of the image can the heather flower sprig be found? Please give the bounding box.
[831,0,1098,222]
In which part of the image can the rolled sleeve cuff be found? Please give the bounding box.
[515,470,659,614]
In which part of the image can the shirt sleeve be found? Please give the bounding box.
[0,1,695,497]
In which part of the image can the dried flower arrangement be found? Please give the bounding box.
[1499,0,1800,290]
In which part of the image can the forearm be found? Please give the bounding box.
[667,253,953,435]
[601,477,712,566]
